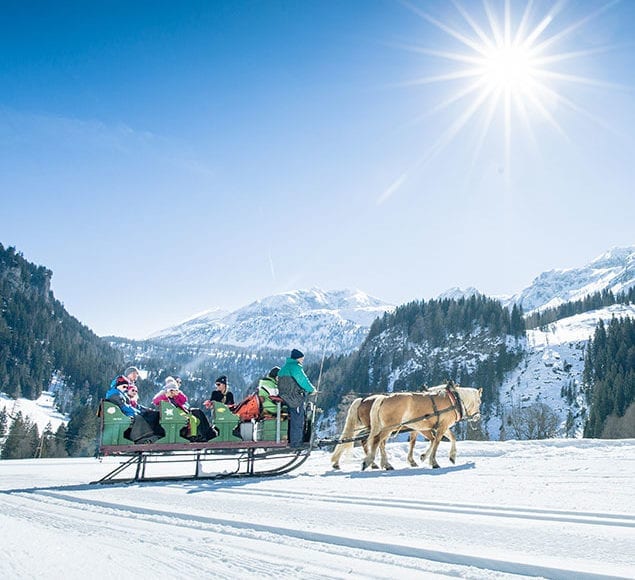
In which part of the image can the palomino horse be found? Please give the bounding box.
[362,386,482,470]
[331,394,389,470]
[331,384,458,470]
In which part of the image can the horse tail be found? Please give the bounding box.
[331,397,364,467]
[368,394,386,441]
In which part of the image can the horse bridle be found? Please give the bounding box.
[447,386,481,423]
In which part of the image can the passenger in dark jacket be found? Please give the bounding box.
[204,375,235,407]
[278,349,315,447]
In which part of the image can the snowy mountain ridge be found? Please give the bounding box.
[148,247,634,356]
[148,288,394,354]
[505,245,635,313]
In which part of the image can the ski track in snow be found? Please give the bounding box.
[2,488,630,580]
[0,441,633,579]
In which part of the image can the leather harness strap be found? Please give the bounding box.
[430,395,440,431]
[445,386,464,422]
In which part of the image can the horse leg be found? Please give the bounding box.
[362,432,382,471]
[362,396,387,471]
[379,436,394,470]
[331,444,344,470]
[419,430,433,463]
[445,429,457,464]
[362,438,380,469]
[407,431,418,467]
[428,430,445,469]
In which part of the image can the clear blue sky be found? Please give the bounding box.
[1,0,634,339]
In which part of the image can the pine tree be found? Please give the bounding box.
[1,412,40,459]
[584,316,635,438]
[0,407,7,437]
[65,405,98,457]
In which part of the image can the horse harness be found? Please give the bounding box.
[334,386,472,445]
[388,385,466,433]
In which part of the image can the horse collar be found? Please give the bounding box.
[445,386,464,422]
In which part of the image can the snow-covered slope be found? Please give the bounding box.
[0,391,68,434]
[492,303,635,439]
[148,288,394,354]
[507,246,635,312]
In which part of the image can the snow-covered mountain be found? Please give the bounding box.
[507,246,635,313]
[148,288,394,354]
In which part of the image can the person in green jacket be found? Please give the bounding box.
[258,366,281,417]
[278,349,315,447]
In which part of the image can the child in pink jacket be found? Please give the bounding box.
[153,376,189,411]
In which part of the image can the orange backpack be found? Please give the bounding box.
[232,394,261,421]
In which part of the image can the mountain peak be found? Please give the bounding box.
[437,287,481,301]
[509,246,635,313]
[148,287,394,354]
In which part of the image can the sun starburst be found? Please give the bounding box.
[379,0,619,203]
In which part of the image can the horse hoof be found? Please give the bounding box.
[408,461,418,467]
[361,462,368,471]
[385,464,394,471]
[432,464,440,469]
[371,463,379,470]
[332,464,340,470]
[449,457,456,464]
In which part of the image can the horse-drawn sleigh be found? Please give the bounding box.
[93,398,315,484]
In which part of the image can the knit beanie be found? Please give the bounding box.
[290,349,304,360]
[163,376,178,390]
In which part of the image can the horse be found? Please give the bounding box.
[362,385,482,471]
[331,384,459,470]
[331,394,388,470]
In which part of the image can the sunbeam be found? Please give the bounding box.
[380,0,619,203]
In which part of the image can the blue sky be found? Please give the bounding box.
[1,0,634,339]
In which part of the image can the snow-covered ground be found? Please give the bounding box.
[1,438,633,579]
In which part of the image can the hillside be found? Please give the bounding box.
[315,295,525,436]
[0,244,122,405]
[2,242,633,453]
[494,303,635,439]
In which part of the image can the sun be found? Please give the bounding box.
[481,44,536,92]
[379,0,615,202]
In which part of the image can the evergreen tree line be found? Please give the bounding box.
[309,295,525,418]
[368,294,525,345]
[0,244,124,458]
[0,409,68,459]
[525,287,635,330]
[0,244,123,404]
[583,316,635,438]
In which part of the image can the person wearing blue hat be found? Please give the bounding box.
[278,349,315,447]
